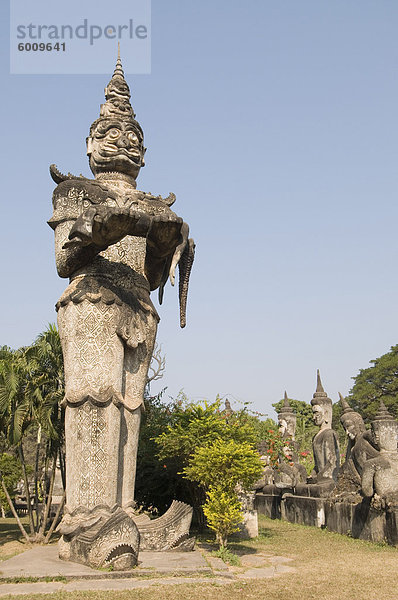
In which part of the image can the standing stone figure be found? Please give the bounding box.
[275,392,307,487]
[308,371,340,484]
[278,391,297,440]
[48,52,194,569]
[361,401,398,504]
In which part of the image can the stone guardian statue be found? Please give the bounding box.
[48,50,195,569]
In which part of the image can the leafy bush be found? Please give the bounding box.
[204,487,243,548]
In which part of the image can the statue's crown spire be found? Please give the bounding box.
[113,42,124,78]
[279,391,295,416]
[373,400,395,422]
[316,369,324,394]
[98,45,138,123]
[311,369,331,405]
[339,392,354,415]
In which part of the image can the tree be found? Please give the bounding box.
[349,345,398,422]
[183,438,263,493]
[0,325,65,543]
[202,488,243,548]
[154,396,263,533]
[0,453,23,518]
[26,324,65,542]
[145,343,166,392]
[183,438,263,546]
[134,390,182,514]
[0,346,37,536]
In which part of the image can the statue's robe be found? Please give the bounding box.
[49,176,179,511]
[312,428,340,482]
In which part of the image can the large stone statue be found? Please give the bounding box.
[48,51,195,569]
[339,393,379,485]
[308,371,340,484]
[361,401,398,505]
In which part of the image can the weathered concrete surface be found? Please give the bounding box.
[231,553,296,580]
[0,545,297,596]
[0,576,230,597]
[255,491,282,519]
[282,494,326,528]
[0,545,210,580]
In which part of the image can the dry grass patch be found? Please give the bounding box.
[0,515,397,599]
[0,518,31,561]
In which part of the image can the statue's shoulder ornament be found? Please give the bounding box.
[134,191,177,216]
[48,164,116,229]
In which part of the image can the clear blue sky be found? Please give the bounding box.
[2,1,398,420]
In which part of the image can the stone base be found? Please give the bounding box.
[235,510,258,539]
[255,492,398,545]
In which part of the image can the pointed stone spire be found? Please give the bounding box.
[316,369,324,393]
[339,392,354,415]
[373,400,395,422]
[310,370,333,408]
[279,391,295,415]
[311,369,331,405]
[113,42,125,79]
[99,46,138,122]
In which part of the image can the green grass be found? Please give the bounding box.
[210,546,240,566]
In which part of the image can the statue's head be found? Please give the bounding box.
[371,401,398,452]
[87,48,146,180]
[311,370,332,427]
[339,393,366,440]
[277,392,296,439]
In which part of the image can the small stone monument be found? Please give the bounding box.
[48,50,195,569]
[308,371,340,485]
[361,401,398,505]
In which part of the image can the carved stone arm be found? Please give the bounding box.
[53,219,105,278]
[361,462,375,497]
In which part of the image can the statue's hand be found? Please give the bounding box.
[64,205,152,249]
[91,205,130,246]
[147,212,184,257]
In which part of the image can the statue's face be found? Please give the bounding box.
[87,119,145,178]
[312,404,325,426]
[278,418,287,436]
[278,415,296,438]
[372,422,398,452]
[341,415,362,440]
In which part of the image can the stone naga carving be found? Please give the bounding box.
[49,49,194,569]
[308,371,340,484]
[339,393,379,485]
[134,501,194,551]
[361,401,398,506]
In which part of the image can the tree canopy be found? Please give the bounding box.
[349,345,398,422]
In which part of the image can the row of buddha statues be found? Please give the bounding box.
[254,370,398,506]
